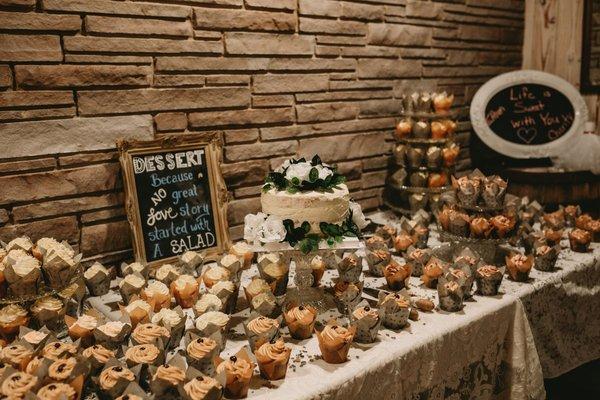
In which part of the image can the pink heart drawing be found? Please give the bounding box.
[516,127,537,144]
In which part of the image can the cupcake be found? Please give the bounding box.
[284,303,317,340]
[564,206,581,227]
[156,264,181,287]
[194,294,224,316]
[171,275,200,309]
[230,242,254,270]
[505,253,534,282]
[0,371,38,398]
[31,296,65,330]
[65,313,99,346]
[569,229,591,252]
[315,322,355,364]
[470,217,492,238]
[447,265,473,299]
[131,323,170,347]
[122,299,152,328]
[42,341,78,360]
[332,279,363,314]
[215,351,254,399]
[94,319,132,349]
[202,267,230,289]
[149,362,186,396]
[41,245,79,289]
[475,265,504,296]
[6,237,33,253]
[250,291,278,318]
[421,257,445,289]
[0,304,29,338]
[257,253,280,269]
[411,224,429,249]
[121,262,148,280]
[365,236,387,251]
[37,382,77,400]
[406,147,424,169]
[179,251,205,274]
[406,247,431,277]
[244,315,279,352]
[243,278,272,305]
[310,255,326,287]
[481,175,507,208]
[83,344,115,372]
[83,262,111,296]
[365,248,391,277]
[195,311,230,350]
[378,291,411,329]
[218,254,242,284]
[430,121,447,139]
[151,307,186,348]
[20,327,50,350]
[25,355,46,376]
[534,244,560,272]
[336,253,363,282]
[383,261,411,291]
[442,143,460,167]
[393,232,413,253]
[412,120,430,139]
[140,280,172,312]
[393,143,407,166]
[394,118,412,139]
[1,342,33,370]
[544,228,563,246]
[437,277,464,312]
[374,225,397,246]
[47,357,78,382]
[181,374,222,400]
[258,261,288,296]
[543,210,565,230]
[4,253,41,297]
[254,339,291,381]
[125,343,162,367]
[186,336,219,376]
[98,362,137,398]
[351,304,381,343]
[451,176,480,207]
[433,92,454,113]
[119,273,146,304]
[208,281,237,313]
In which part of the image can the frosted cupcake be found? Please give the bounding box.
[4,253,41,296]
[243,278,272,305]
[218,254,242,284]
[230,241,254,270]
[131,323,170,347]
[505,253,533,282]
[30,296,65,329]
[243,315,279,352]
[250,291,278,318]
[255,339,291,381]
[98,362,136,398]
[336,253,362,282]
[140,280,172,312]
[152,307,186,349]
[125,343,162,367]
[437,278,464,312]
[421,257,445,289]
[365,236,387,251]
[365,248,391,277]
[202,267,230,289]
[179,251,205,274]
[121,262,148,280]
[6,237,33,253]
[149,362,186,396]
[186,336,219,376]
[1,342,34,370]
[194,294,224,316]
[284,303,317,340]
[569,229,591,253]
[84,262,111,296]
[209,281,237,314]
[475,265,504,296]
[20,328,50,349]
[0,371,38,398]
[332,279,363,314]
[406,247,431,277]
[94,320,132,349]
[37,382,77,400]
[383,261,411,291]
[119,273,146,304]
[378,291,410,329]
[66,313,99,346]
[374,225,397,246]
[171,275,200,309]
[83,344,115,372]
[315,322,356,364]
[195,311,230,350]
[156,264,181,287]
[351,304,381,343]
[215,351,254,399]
[47,357,78,382]
[534,244,560,272]
[393,232,413,253]
[181,374,222,400]
[0,304,29,338]
[258,261,289,296]
[310,255,326,287]
[42,341,78,360]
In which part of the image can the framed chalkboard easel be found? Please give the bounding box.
[118,133,230,267]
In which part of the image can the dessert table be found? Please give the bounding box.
[209,212,599,400]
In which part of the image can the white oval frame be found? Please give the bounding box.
[470,69,588,158]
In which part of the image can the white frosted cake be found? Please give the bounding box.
[244,155,368,251]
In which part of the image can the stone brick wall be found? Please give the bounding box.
[0,0,524,266]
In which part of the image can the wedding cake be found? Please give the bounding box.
[244,155,368,252]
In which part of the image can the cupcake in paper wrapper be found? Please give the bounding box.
[257,252,281,269]
[141,280,172,312]
[243,277,272,305]
[409,193,428,213]
[185,333,220,376]
[5,237,34,253]
[65,310,103,347]
[0,304,30,339]
[481,175,507,208]
[544,228,563,246]
[149,354,187,397]
[569,229,591,253]
[257,260,289,296]
[542,210,566,230]
[421,257,445,289]
[452,175,480,207]
[96,358,141,399]
[351,302,382,343]
[42,338,80,361]
[124,343,164,383]
[179,250,205,275]
[119,273,146,304]
[446,264,473,299]
[195,311,230,351]
[4,253,42,297]
[37,381,80,400]
[563,205,581,227]
[374,225,397,246]
[250,291,280,318]
[475,265,505,296]
[178,368,224,400]
[215,348,255,399]
[121,262,149,280]
[254,339,291,381]
[30,295,66,330]
[209,280,238,314]
[365,236,388,251]
[156,264,181,287]
[378,290,411,329]
[219,254,243,285]
[336,253,362,282]
[332,278,363,314]
[84,262,111,296]
[230,241,254,270]
[284,302,317,340]
[41,246,80,289]
[18,326,51,352]
[44,355,90,399]
[406,147,424,169]
[0,367,40,399]
[366,248,391,277]
[310,255,326,287]
[393,232,413,254]
[491,214,516,238]
[437,276,464,312]
[130,322,170,349]
[315,320,356,364]
[120,297,153,328]
[82,344,116,373]
[383,261,411,291]
[523,229,546,253]
[505,252,534,282]
[407,246,431,277]
[194,293,224,316]
[94,316,132,350]
[57,279,86,316]
[243,313,280,352]
[534,243,560,272]
[0,340,35,370]
[117,382,154,400]
[411,224,429,249]
[171,274,201,309]
[151,307,186,349]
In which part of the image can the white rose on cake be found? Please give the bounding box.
[349,201,369,229]
[244,212,267,244]
[316,165,333,180]
[285,162,312,182]
[259,215,287,243]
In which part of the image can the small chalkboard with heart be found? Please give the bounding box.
[471,70,587,158]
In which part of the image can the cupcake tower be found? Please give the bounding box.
[385,91,461,215]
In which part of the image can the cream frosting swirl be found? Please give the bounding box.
[131,323,170,344]
[48,357,77,381]
[125,344,160,364]
[125,299,152,314]
[1,371,38,398]
[246,279,271,297]
[153,364,185,386]
[25,355,45,375]
[99,365,135,390]
[194,294,222,315]
[82,344,114,364]
[73,314,98,330]
[83,262,108,280]
[195,311,229,331]
[37,382,77,400]
[156,264,179,281]
[97,321,126,337]
[255,339,290,363]
[173,274,198,290]
[204,266,230,282]
[144,280,169,296]
[187,337,218,360]
[31,296,64,314]
[216,356,254,381]
[1,344,33,367]
[22,330,48,345]
[43,341,77,360]
[183,376,220,400]
[151,308,181,329]
[119,274,145,289]
[247,316,278,334]
[352,306,379,320]
[320,325,353,348]
[285,305,315,325]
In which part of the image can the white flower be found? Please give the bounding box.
[349,201,369,230]
[275,159,292,173]
[285,162,313,182]
[259,215,287,243]
[316,165,333,180]
[244,212,267,244]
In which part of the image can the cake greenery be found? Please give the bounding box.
[262,155,346,194]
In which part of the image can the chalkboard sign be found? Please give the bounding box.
[471,70,587,158]
[118,134,230,266]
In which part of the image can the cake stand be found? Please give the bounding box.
[248,237,364,310]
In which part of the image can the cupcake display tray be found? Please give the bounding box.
[395,136,453,146]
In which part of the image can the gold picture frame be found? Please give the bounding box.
[117,132,230,268]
